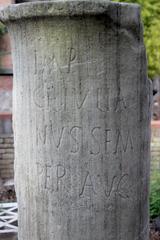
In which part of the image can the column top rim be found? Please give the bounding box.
[0,1,140,22]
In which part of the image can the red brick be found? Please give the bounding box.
[0,33,11,52]
[0,53,13,69]
[0,76,13,90]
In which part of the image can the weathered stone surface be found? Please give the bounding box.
[0,1,151,240]
[0,1,135,21]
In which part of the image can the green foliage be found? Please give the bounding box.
[0,22,7,37]
[112,0,160,79]
[150,171,160,219]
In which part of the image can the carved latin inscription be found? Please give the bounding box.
[44,164,66,192]
[90,127,101,155]
[114,129,133,154]
[67,47,76,73]
[34,83,132,113]
[75,88,89,109]
[56,164,66,191]
[33,52,136,217]
[36,125,134,155]
[79,171,97,197]
[70,126,82,153]
[79,172,130,199]
[33,55,136,114]
[97,88,110,112]
[40,162,130,200]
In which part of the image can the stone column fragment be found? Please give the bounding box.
[0,1,151,240]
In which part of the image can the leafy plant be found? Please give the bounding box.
[0,22,7,37]
[150,171,160,219]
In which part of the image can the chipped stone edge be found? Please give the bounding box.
[0,1,140,23]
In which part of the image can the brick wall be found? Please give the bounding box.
[0,135,14,181]
[0,0,14,183]
[0,33,13,115]
[0,76,12,113]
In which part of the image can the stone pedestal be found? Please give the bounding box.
[0,1,151,240]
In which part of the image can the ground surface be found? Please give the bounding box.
[0,186,16,202]
[0,233,17,240]
[150,230,160,240]
[0,230,159,239]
